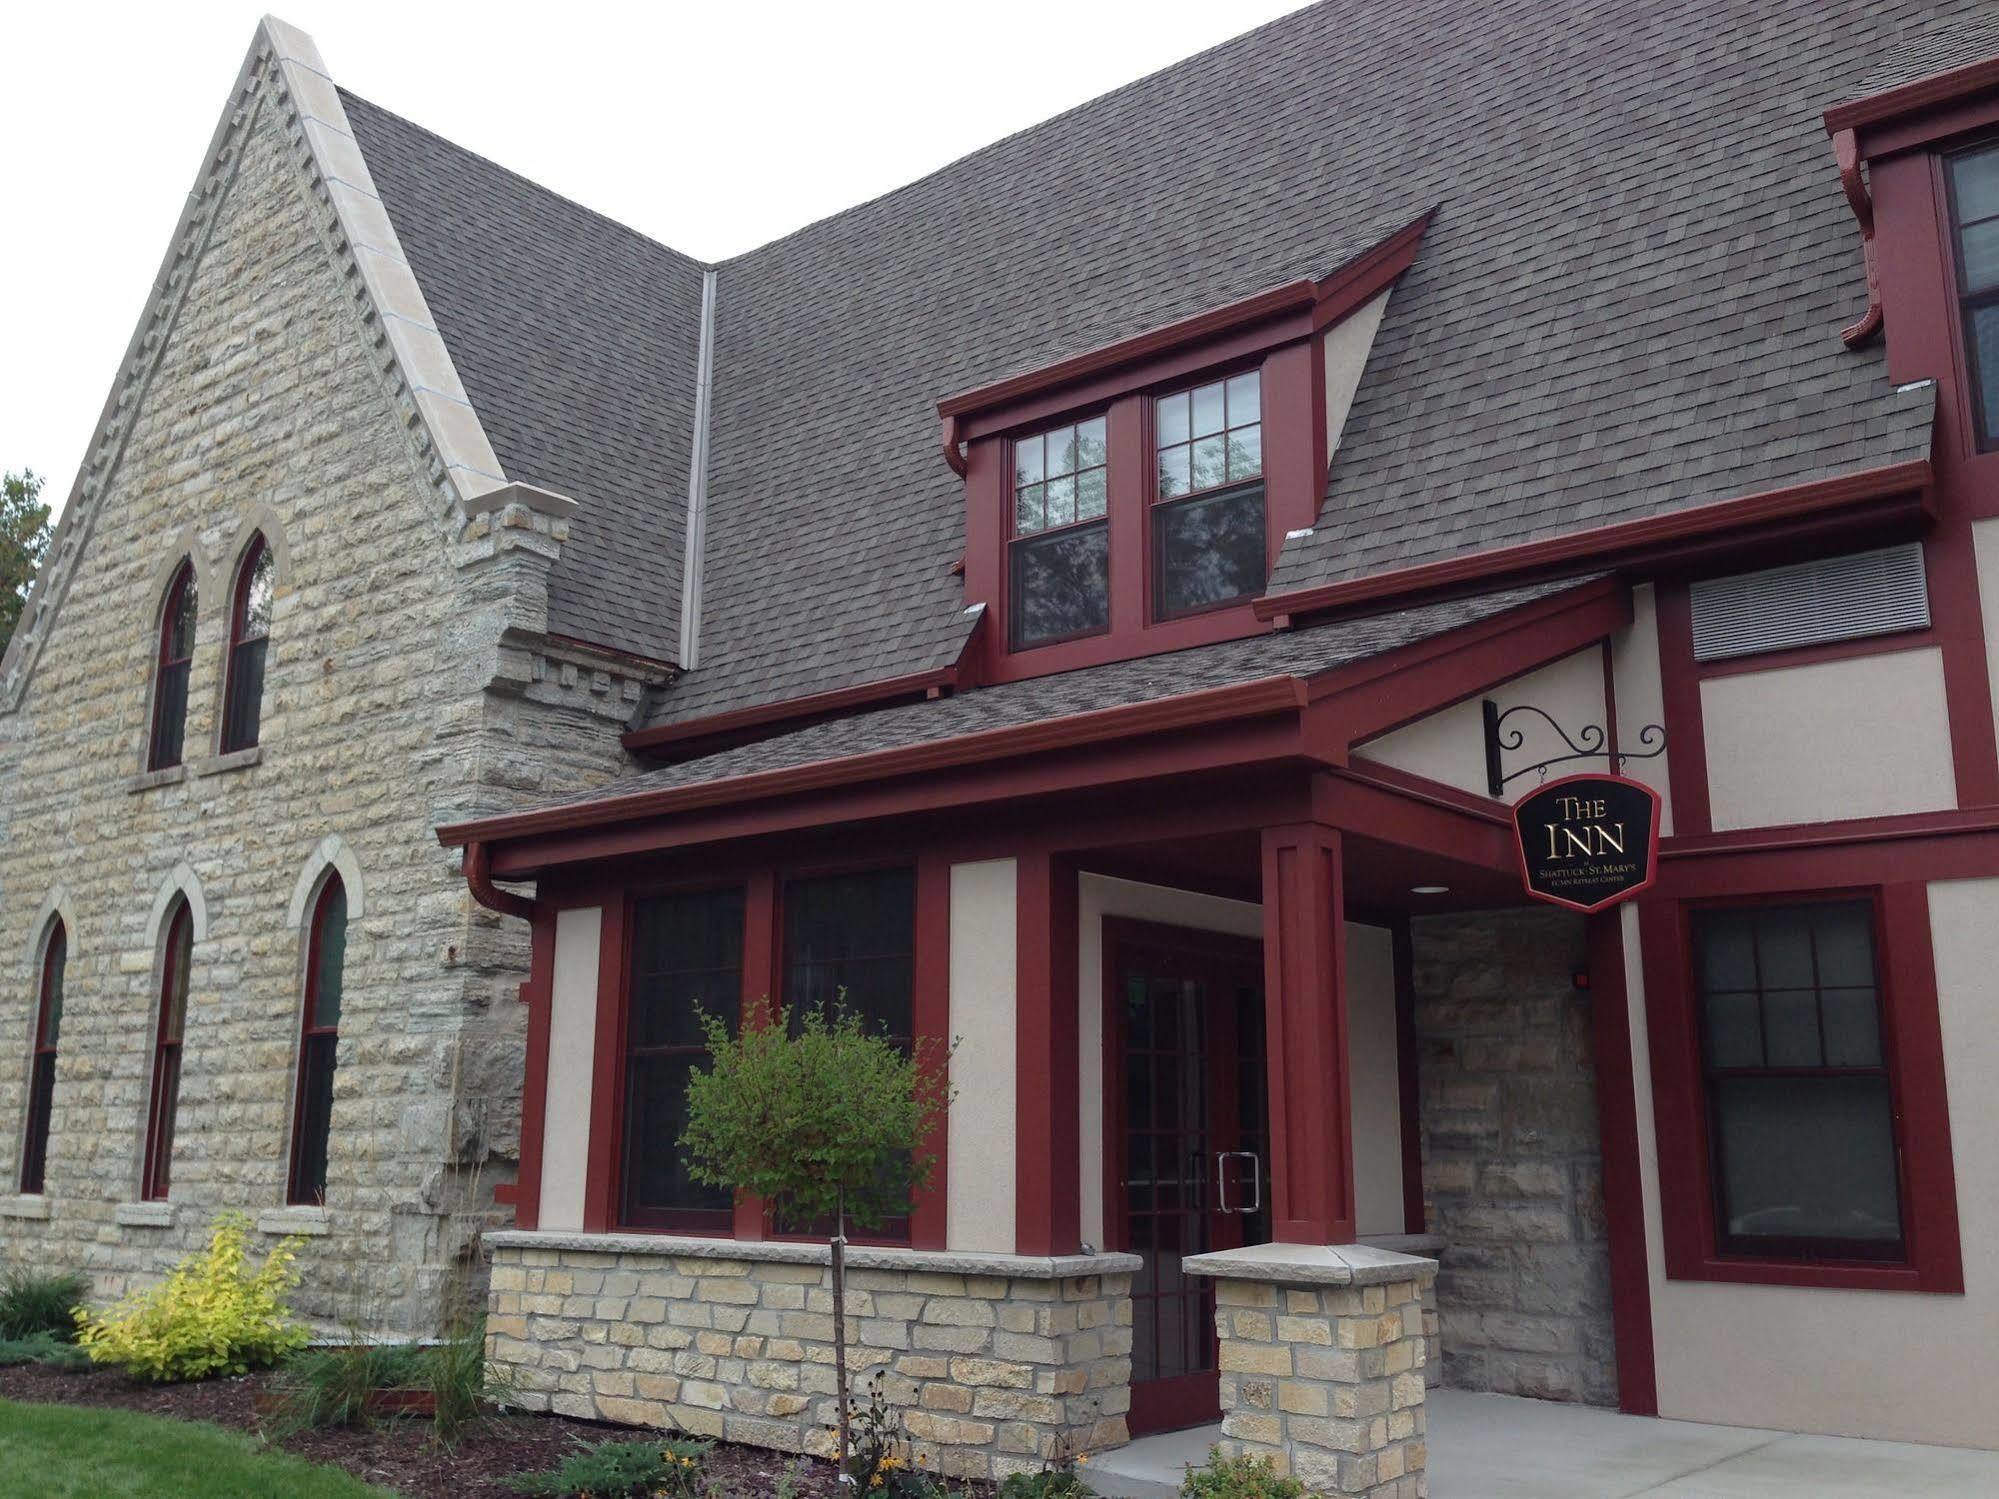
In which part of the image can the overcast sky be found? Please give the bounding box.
[0,1,1302,521]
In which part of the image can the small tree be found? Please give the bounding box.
[0,470,53,654]
[681,1000,948,1476]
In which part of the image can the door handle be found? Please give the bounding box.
[1215,1151,1262,1214]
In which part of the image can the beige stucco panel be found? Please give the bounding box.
[947,859,1018,1255]
[1359,647,1607,801]
[1346,922,1404,1237]
[539,906,602,1233]
[1700,648,1955,831]
[1625,885,1999,1447]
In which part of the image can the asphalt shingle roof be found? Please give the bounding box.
[343,0,1990,730]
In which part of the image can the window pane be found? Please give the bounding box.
[242,547,275,639]
[1813,905,1875,987]
[1961,218,1999,293]
[1154,483,1266,617]
[222,636,267,755]
[1077,417,1107,469]
[1972,305,1999,440]
[1696,910,1756,990]
[1702,990,1762,1069]
[1045,474,1076,528]
[1157,443,1191,500]
[1227,424,1263,482]
[1046,426,1077,478]
[1016,483,1045,534]
[1821,988,1883,1068]
[785,869,916,1041]
[163,911,192,1043]
[1225,371,1261,426]
[1191,380,1225,438]
[167,572,198,662]
[1012,521,1109,648]
[41,929,65,1047]
[1191,434,1228,491]
[1953,145,1999,224]
[151,660,190,770]
[626,1052,731,1215]
[1157,391,1190,447]
[291,1034,337,1204]
[1014,434,1044,487]
[1762,989,1821,1068]
[1755,916,1813,989]
[312,884,347,1030]
[1077,467,1107,521]
[1712,1075,1901,1245]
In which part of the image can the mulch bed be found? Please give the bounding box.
[0,1360,967,1497]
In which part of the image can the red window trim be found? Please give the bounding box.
[141,901,192,1202]
[286,876,344,1207]
[19,921,65,1195]
[1638,884,1964,1293]
[1941,136,1999,453]
[585,855,950,1251]
[148,560,197,772]
[220,534,270,755]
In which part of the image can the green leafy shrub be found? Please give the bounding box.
[0,1331,91,1370]
[1180,1449,1307,1499]
[73,1214,308,1382]
[999,1462,1096,1498]
[0,1268,89,1341]
[502,1436,711,1498]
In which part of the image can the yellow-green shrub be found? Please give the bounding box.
[74,1214,308,1382]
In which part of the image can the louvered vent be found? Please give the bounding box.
[1690,543,1929,663]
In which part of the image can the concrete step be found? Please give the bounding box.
[1085,1424,1221,1499]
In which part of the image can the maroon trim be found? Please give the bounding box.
[621,666,964,760]
[1390,919,1425,1237]
[735,871,778,1242]
[1824,53,1999,135]
[1652,581,1712,838]
[1638,887,1963,1293]
[465,842,535,921]
[911,854,951,1251]
[1253,460,1934,625]
[1015,850,1081,1254]
[1831,129,1884,348]
[141,901,192,1202]
[1585,911,1658,1415]
[512,904,557,1230]
[582,896,630,1233]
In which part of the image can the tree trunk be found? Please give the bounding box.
[832,1185,852,1483]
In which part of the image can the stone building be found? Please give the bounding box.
[13,6,1999,1497]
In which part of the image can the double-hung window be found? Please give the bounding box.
[288,876,346,1206]
[19,921,66,1195]
[1152,370,1267,617]
[1010,416,1110,650]
[1949,141,1999,449]
[142,900,193,1201]
[1690,900,1903,1261]
[149,561,197,771]
[220,536,273,754]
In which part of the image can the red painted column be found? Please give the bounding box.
[581,896,629,1233]
[1259,821,1356,1244]
[1015,849,1081,1255]
[909,854,952,1251]
[733,870,779,1242]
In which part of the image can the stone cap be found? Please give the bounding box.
[1181,1240,1438,1287]
[486,1229,1140,1281]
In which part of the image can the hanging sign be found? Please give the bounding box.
[1511,773,1661,914]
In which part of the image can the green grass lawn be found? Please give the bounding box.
[0,1398,395,1498]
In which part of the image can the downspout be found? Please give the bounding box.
[677,269,720,670]
[464,841,534,921]
[1832,128,1884,349]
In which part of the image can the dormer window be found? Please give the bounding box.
[1010,416,1111,650]
[1947,141,1999,448]
[1152,371,1267,619]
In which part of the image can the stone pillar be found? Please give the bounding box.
[1185,1243,1435,1499]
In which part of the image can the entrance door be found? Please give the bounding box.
[1105,921,1269,1435]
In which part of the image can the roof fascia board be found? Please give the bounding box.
[1255,454,1936,626]
[623,663,961,758]
[1824,53,1999,136]
[937,209,1434,435]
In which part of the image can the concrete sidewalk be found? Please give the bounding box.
[1088,1390,1999,1498]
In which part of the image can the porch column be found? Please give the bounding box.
[1015,849,1080,1254]
[1260,821,1356,1244]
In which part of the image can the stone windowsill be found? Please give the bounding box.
[258,1205,331,1237]
[485,1229,1140,1281]
[1182,1240,1438,1287]
[0,1195,51,1221]
[193,745,262,777]
[125,764,188,794]
[115,1200,177,1229]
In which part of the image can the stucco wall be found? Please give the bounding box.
[1699,649,1956,830]
[1623,885,1999,1446]
[948,860,1018,1254]
[0,70,638,1334]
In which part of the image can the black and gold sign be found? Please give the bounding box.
[1511,774,1660,914]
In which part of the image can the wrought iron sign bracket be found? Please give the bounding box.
[1482,699,1665,798]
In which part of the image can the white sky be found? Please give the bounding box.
[0,1,1302,522]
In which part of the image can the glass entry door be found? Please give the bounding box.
[1105,921,1269,1434]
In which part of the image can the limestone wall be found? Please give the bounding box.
[487,1233,1136,1482]
[1409,908,1616,1406]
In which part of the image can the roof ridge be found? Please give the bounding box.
[335,86,713,274]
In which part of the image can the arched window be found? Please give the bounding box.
[220,537,273,754]
[149,560,198,770]
[19,921,66,1194]
[141,899,192,1201]
[288,875,346,1206]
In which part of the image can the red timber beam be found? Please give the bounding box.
[1015,850,1081,1255]
[1260,817,1355,1244]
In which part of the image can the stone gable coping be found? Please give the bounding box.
[486,1230,1142,1282]
[1183,1242,1439,1289]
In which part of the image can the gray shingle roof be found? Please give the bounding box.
[555,578,1590,810]
[343,93,706,665]
[1849,11,1999,101]
[346,0,1974,724]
